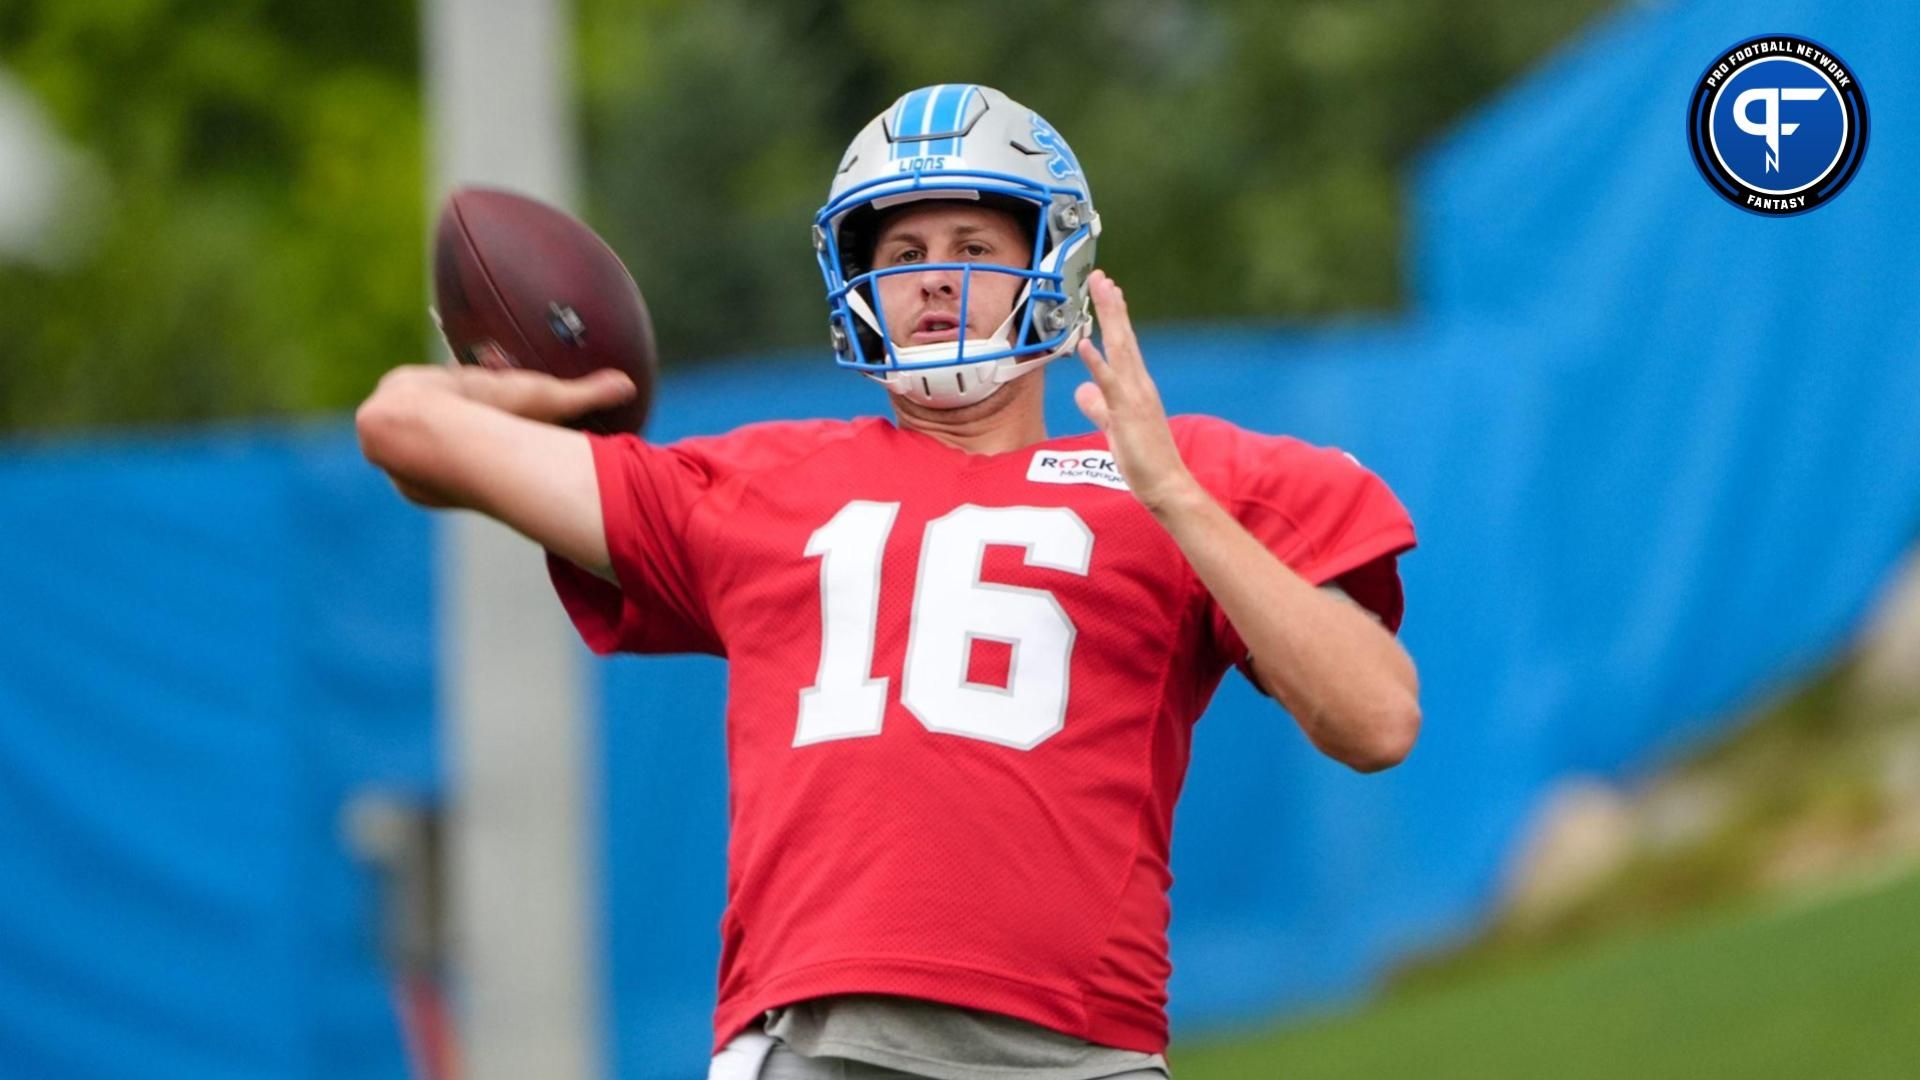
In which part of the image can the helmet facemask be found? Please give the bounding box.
[815,85,1100,409]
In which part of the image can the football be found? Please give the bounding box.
[432,186,656,435]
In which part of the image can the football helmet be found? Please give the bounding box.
[814,85,1100,408]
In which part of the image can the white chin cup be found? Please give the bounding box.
[877,342,1023,408]
[873,320,1085,408]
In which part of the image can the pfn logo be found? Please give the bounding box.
[1687,35,1868,216]
[1732,86,1827,173]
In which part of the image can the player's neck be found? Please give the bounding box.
[888,377,1047,456]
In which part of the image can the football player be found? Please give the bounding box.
[358,84,1419,1080]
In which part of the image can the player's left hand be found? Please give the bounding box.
[1075,270,1201,515]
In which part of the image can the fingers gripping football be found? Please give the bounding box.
[450,345,638,425]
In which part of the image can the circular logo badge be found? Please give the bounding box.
[1687,34,1868,216]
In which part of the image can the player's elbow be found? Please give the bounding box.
[1335,692,1421,774]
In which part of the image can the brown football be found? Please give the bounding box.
[432,186,655,435]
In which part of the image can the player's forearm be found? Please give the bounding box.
[355,366,614,574]
[1152,484,1420,772]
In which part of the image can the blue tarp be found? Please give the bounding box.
[1,0,1916,1075]
[0,428,435,1079]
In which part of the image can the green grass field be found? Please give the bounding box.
[1172,864,1920,1079]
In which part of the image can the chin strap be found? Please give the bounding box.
[869,322,1081,408]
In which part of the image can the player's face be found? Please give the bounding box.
[870,203,1029,348]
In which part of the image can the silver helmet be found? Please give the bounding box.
[814,85,1101,408]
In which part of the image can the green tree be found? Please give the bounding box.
[0,0,423,432]
[578,0,1615,364]
[0,0,1613,432]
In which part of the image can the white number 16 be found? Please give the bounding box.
[796,502,1094,750]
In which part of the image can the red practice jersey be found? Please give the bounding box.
[548,415,1415,1054]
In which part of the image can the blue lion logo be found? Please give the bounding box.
[1030,117,1082,181]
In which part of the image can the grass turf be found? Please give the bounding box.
[1170,864,1920,1079]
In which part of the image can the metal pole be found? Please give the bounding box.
[421,1,602,1077]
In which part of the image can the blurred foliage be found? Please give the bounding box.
[0,0,1613,432]
[579,0,1616,363]
[0,0,420,428]
[0,0,422,431]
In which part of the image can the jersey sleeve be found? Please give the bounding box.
[545,433,724,656]
[1187,419,1417,672]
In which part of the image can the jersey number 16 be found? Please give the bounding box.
[797,501,1093,751]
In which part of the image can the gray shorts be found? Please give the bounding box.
[708,1033,1170,1080]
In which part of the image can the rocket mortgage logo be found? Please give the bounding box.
[1686,34,1868,216]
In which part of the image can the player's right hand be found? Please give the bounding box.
[377,350,638,426]
[451,344,637,424]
